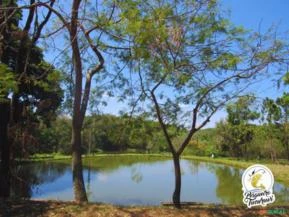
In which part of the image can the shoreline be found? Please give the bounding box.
[1,199,288,217]
[22,153,289,186]
[182,155,289,186]
[5,154,289,216]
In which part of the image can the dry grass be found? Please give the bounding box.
[0,200,288,217]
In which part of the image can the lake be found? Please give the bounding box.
[10,155,289,205]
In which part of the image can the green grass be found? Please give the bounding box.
[28,152,171,161]
[28,153,71,161]
[182,155,289,186]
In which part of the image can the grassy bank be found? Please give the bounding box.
[183,155,289,186]
[27,153,171,161]
[28,153,72,161]
[1,200,288,217]
[27,153,289,186]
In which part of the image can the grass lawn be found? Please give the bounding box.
[182,155,289,186]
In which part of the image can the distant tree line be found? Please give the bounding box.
[24,114,184,155]
[1,0,288,206]
[186,94,289,161]
[15,94,289,161]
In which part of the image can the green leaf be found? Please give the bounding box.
[0,63,18,98]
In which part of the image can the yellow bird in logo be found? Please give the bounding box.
[250,171,266,190]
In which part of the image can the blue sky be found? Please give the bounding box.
[205,0,289,127]
[222,0,289,31]
[99,0,289,128]
[33,0,289,127]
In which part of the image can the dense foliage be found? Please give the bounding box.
[32,114,184,155]
[21,100,289,161]
[1,0,288,205]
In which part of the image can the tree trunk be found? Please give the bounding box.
[269,136,276,162]
[285,135,289,161]
[71,125,87,202]
[172,153,181,208]
[88,129,92,155]
[287,143,289,161]
[0,100,10,198]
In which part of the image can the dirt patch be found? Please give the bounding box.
[0,199,288,217]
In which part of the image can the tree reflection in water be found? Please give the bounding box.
[85,160,93,199]
[131,166,143,184]
[4,157,289,206]
[274,184,289,204]
[8,162,68,198]
[214,166,243,204]
[204,163,289,205]
[188,160,201,175]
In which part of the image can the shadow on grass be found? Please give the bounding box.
[0,199,288,217]
[0,199,61,217]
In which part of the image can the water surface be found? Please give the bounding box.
[11,156,289,205]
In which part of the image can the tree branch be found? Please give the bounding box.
[150,90,176,155]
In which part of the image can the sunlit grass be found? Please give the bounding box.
[183,156,289,186]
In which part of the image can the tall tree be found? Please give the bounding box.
[0,0,61,197]
[116,0,289,207]
[37,0,122,202]
[217,96,259,158]
[262,98,281,161]
[226,95,259,125]
[276,93,289,159]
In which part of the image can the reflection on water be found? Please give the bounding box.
[6,156,289,205]
[9,162,69,198]
[131,166,143,184]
